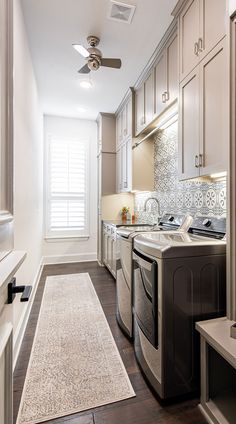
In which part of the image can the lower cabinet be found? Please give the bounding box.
[179,38,228,180]
[102,223,116,279]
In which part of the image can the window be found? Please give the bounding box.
[45,135,89,238]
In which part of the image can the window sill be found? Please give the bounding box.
[44,235,90,242]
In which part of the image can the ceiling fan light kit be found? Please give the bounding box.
[73,35,122,74]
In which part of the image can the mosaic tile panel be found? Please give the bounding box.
[135,121,227,224]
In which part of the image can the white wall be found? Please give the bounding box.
[42,116,97,264]
[13,0,44,358]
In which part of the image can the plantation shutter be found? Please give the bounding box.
[46,136,89,237]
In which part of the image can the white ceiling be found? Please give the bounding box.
[21,0,177,120]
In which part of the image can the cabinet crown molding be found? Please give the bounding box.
[115,87,134,116]
[171,0,189,17]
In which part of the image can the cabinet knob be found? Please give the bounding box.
[162,93,166,103]
[195,155,199,168]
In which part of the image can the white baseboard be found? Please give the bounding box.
[42,252,97,265]
[13,257,43,370]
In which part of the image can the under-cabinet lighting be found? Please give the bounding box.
[210,172,227,181]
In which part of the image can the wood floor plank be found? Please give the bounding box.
[13,261,207,424]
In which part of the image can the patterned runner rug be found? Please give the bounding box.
[17,273,135,424]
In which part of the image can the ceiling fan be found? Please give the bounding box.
[73,35,122,74]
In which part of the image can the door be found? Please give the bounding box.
[126,97,133,139]
[179,67,200,180]
[133,249,158,348]
[0,0,14,422]
[0,318,13,424]
[144,70,155,126]
[126,138,132,192]
[155,51,167,117]
[200,0,226,59]
[166,33,178,107]
[116,236,132,335]
[135,84,145,135]
[116,112,122,149]
[199,39,228,176]
[103,225,108,265]
[179,0,200,81]
[121,142,127,191]
[116,148,122,193]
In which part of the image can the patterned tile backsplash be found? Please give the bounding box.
[135,120,227,224]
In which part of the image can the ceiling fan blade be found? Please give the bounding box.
[78,64,91,74]
[101,58,122,69]
[73,44,90,58]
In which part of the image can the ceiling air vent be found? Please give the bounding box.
[108,1,136,24]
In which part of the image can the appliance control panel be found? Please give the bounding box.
[189,216,226,237]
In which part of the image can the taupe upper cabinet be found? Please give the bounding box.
[179,39,228,180]
[116,95,133,148]
[135,84,145,135]
[155,33,178,115]
[144,70,155,126]
[179,0,226,81]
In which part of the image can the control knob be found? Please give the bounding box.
[203,219,211,228]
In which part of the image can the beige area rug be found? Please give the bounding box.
[16,273,135,424]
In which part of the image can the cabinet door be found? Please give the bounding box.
[144,70,155,126]
[135,84,145,135]
[166,33,178,107]
[179,68,200,180]
[199,39,228,176]
[126,138,132,192]
[121,106,126,141]
[116,148,122,193]
[126,97,133,139]
[200,0,226,59]
[155,51,167,117]
[179,0,200,81]
[116,112,123,148]
[121,142,127,191]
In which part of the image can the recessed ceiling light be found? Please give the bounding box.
[80,80,93,89]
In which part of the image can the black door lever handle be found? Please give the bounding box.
[8,277,32,304]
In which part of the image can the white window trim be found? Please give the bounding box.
[44,133,90,240]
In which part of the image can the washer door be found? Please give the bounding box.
[133,249,158,348]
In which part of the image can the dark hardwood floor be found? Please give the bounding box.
[13,262,207,424]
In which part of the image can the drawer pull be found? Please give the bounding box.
[8,278,32,304]
[198,38,203,52]
[194,42,199,56]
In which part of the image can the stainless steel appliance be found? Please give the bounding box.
[116,214,193,339]
[132,216,226,400]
